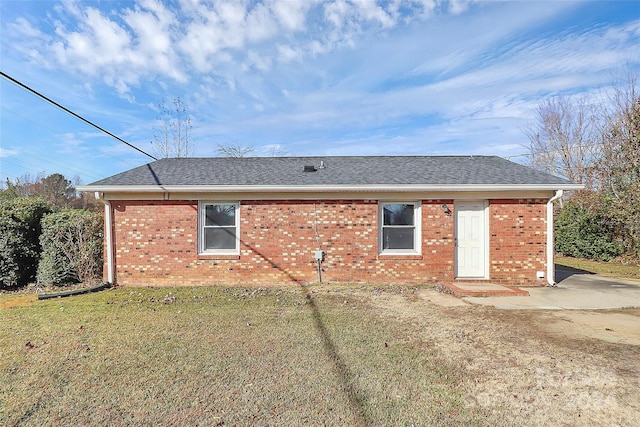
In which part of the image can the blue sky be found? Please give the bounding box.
[1,0,639,185]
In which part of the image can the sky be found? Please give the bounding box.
[1,0,639,186]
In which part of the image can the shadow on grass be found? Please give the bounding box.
[300,284,367,426]
[223,235,366,423]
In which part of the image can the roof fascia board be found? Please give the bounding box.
[95,190,560,202]
[77,183,584,194]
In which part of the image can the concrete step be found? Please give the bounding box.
[445,282,529,297]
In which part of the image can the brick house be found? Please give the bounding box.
[78,156,582,287]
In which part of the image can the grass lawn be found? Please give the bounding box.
[0,285,487,426]
[556,256,640,279]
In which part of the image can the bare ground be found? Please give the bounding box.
[357,288,640,427]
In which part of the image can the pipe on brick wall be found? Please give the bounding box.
[313,203,324,284]
[546,190,563,286]
[95,192,115,284]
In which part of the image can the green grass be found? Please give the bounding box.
[556,256,640,279]
[0,286,486,426]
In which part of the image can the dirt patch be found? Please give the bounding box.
[0,295,37,309]
[542,309,640,346]
[355,287,640,426]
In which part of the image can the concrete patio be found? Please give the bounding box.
[462,267,640,310]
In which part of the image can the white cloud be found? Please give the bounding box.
[50,5,142,93]
[0,147,19,158]
[352,0,396,28]
[426,18,640,101]
[324,0,350,28]
[55,132,90,155]
[322,0,399,49]
[448,0,478,15]
[5,0,456,94]
[179,2,245,72]
[186,5,638,158]
[245,50,272,72]
[7,17,54,68]
[245,3,278,42]
[269,0,313,31]
[123,0,185,82]
[10,16,45,39]
[277,44,302,63]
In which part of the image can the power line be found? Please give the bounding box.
[504,153,530,159]
[1,155,101,183]
[505,141,606,161]
[0,104,145,179]
[1,71,157,161]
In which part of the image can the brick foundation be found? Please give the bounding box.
[108,198,547,286]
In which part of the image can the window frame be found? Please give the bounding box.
[378,201,421,255]
[198,201,240,255]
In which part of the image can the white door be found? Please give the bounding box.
[455,201,487,278]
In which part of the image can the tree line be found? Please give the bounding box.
[2,172,98,209]
[526,72,639,261]
[0,174,103,289]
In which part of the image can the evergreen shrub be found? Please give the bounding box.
[555,199,623,261]
[0,198,51,288]
[37,209,103,286]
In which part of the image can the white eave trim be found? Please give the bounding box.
[76,183,585,194]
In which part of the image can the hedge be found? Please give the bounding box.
[0,198,51,289]
[37,209,103,286]
[555,199,623,261]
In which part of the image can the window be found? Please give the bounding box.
[379,202,421,254]
[199,202,239,254]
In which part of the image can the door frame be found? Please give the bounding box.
[454,200,489,279]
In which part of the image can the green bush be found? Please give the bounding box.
[0,198,52,289]
[555,199,623,261]
[37,209,103,286]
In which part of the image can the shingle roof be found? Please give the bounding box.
[83,156,578,189]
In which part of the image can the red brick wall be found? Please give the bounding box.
[109,198,546,286]
[489,199,548,285]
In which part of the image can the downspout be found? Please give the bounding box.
[95,192,115,284]
[546,190,563,286]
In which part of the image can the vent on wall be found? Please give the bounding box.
[303,165,317,172]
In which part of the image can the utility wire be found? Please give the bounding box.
[1,71,157,161]
[504,153,530,159]
[0,104,143,178]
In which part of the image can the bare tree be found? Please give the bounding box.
[525,71,640,260]
[3,173,82,208]
[267,144,287,157]
[597,72,640,257]
[151,97,193,158]
[9,173,42,197]
[216,142,254,158]
[524,95,601,188]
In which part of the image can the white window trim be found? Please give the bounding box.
[378,201,421,255]
[198,201,240,255]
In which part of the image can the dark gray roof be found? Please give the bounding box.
[85,156,577,188]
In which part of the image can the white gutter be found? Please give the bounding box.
[546,190,563,286]
[77,183,585,194]
[95,192,115,284]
